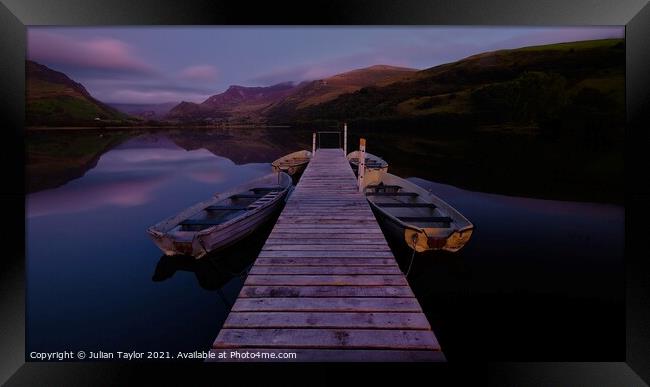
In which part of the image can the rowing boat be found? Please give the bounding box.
[272,150,312,175]
[147,172,292,258]
[347,151,388,184]
[362,172,473,253]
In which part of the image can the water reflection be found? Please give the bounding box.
[27,128,314,195]
[27,138,270,218]
[151,219,274,292]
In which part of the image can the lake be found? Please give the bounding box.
[26,128,624,361]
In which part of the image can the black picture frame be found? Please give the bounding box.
[1,0,649,384]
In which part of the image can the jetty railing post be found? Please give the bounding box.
[312,131,316,154]
[358,138,366,192]
[343,122,347,154]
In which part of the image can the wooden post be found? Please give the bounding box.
[343,122,348,155]
[312,132,316,154]
[358,138,366,192]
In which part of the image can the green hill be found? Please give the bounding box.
[268,39,625,134]
[27,60,133,126]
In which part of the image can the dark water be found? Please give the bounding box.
[26,129,624,361]
[397,178,624,360]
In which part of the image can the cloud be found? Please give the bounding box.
[98,89,212,104]
[27,30,155,76]
[247,27,624,85]
[179,65,219,82]
[80,77,215,104]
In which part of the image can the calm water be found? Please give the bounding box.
[26,129,624,361]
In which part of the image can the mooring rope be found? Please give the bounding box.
[405,233,418,278]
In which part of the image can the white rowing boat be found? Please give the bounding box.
[347,151,388,184]
[147,172,292,258]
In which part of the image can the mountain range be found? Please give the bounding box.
[165,65,416,122]
[107,102,178,121]
[25,38,624,127]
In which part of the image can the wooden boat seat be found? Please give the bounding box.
[376,202,437,208]
[179,218,228,226]
[397,216,452,223]
[205,205,249,211]
[230,193,266,199]
[366,192,419,197]
[251,187,282,194]
[247,191,282,209]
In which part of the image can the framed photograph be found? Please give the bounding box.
[1,0,649,384]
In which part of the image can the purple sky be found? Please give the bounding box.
[27,26,624,104]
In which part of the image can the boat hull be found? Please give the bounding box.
[147,172,292,259]
[347,151,389,177]
[369,203,472,253]
[364,173,474,253]
[193,196,285,258]
[271,150,311,176]
[149,197,285,258]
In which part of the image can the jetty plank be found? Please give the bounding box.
[231,297,421,312]
[223,312,431,329]
[239,285,414,298]
[248,266,402,275]
[214,328,440,350]
[254,257,396,265]
[244,275,408,286]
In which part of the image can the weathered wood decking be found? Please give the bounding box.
[209,148,444,362]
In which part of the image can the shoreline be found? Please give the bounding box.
[26,124,293,131]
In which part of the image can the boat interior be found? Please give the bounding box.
[177,186,284,232]
[349,157,386,169]
[365,183,453,228]
[279,156,310,165]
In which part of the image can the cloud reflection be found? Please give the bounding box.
[27,138,266,218]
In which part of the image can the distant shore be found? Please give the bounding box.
[26,124,292,131]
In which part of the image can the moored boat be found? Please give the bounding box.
[147,172,292,258]
[347,150,388,184]
[362,172,473,253]
[271,150,312,175]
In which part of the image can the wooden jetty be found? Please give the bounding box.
[209,146,444,362]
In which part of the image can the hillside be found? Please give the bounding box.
[26,60,132,126]
[268,39,625,130]
[166,65,416,122]
[266,65,416,113]
[109,102,178,120]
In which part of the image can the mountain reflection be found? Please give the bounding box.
[27,133,273,218]
[27,128,312,195]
